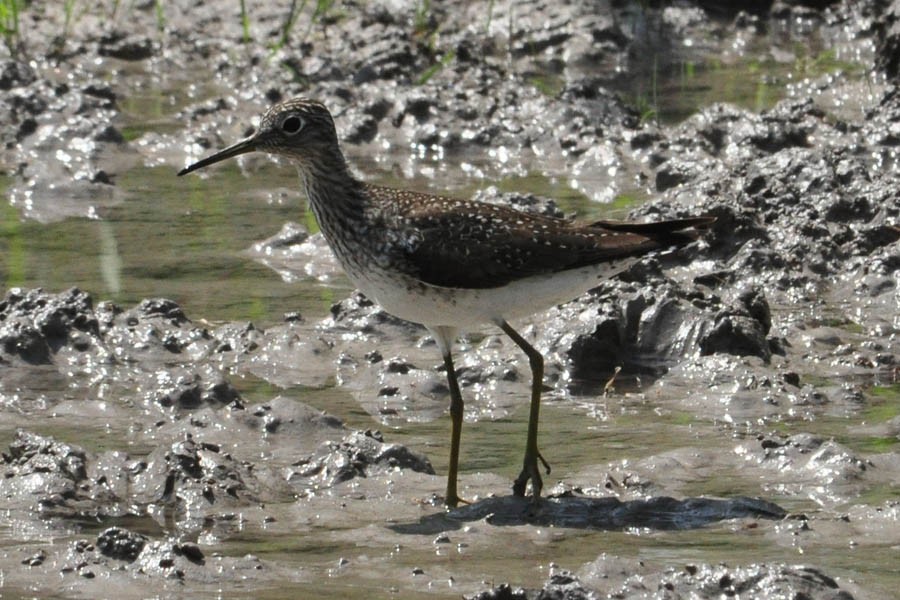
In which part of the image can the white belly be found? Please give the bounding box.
[350,259,636,329]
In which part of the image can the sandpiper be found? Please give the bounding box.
[179,98,713,507]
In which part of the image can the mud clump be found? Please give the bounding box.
[287,429,435,492]
[46,527,256,586]
[467,564,856,600]
[1,430,89,513]
[0,287,100,364]
[96,528,147,562]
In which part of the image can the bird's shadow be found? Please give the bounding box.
[388,493,786,535]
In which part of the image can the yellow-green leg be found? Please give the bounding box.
[429,326,466,508]
[498,319,550,504]
[442,349,464,507]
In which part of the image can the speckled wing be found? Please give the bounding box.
[376,191,703,290]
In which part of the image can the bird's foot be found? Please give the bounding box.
[444,494,472,509]
[444,483,472,508]
[512,450,551,504]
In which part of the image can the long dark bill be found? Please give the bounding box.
[177,137,258,176]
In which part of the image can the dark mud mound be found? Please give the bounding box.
[467,564,856,600]
[0,287,100,364]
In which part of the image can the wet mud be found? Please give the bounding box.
[1,0,898,598]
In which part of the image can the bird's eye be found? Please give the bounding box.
[281,115,303,135]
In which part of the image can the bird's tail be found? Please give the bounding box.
[589,216,715,234]
[590,216,715,244]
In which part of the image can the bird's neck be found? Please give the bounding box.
[296,149,368,239]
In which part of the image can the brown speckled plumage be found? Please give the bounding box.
[363,182,709,289]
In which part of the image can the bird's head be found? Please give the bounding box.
[178,98,339,176]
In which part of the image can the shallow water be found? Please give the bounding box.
[14,383,895,598]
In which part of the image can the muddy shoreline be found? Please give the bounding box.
[1,1,898,598]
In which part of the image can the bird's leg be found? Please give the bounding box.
[442,349,465,508]
[497,319,549,504]
[429,326,467,508]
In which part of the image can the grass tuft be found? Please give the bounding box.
[240,0,252,44]
[414,0,431,36]
[269,0,338,53]
[276,0,306,48]
[0,0,21,56]
[417,49,454,85]
[154,0,165,32]
[63,0,77,41]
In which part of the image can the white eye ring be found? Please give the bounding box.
[280,115,304,135]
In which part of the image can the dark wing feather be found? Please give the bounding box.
[376,192,707,289]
